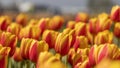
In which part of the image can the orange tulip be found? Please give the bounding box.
[0,16,11,30]
[12,47,23,62]
[19,25,41,40]
[114,22,120,38]
[7,23,22,36]
[89,44,120,67]
[73,36,89,50]
[16,13,27,26]
[20,38,48,62]
[94,30,113,44]
[0,45,10,68]
[110,5,120,22]
[42,30,59,48]
[0,32,17,56]
[55,33,72,56]
[66,21,76,29]
[48,16,64,30]
[36,51,66,68]
[75,12,89,22]
[74,22,87,36]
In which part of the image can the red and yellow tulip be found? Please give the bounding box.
[114,22,120,38]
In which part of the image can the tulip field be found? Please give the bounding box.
[0,5,120,68]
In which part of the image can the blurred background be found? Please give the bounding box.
[0,0,120,18]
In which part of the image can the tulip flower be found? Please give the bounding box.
[42,30,59,48]
[20,38,49,62]
[74,22,87,36]
[55,33,72,56]
[16,13,27,26]
[73,36,89,50]
[94,30,113,44]
[75,12,89,22]
[36,18,50,33]
[19,25,41,40]
[36,51,66,68]
[114,22,120,38]
[0,16,11,30]
[0,32,17,56]
[48,16,64,30]
[7,23,22,36]
[89,44,120,67]
[28,19,38,26]
[12,47,23,62]
[0,45,10,68]
[110,5,120,22]
[66,21,76,29]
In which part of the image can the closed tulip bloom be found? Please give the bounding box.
[0,32,17,56]
[48,16,64,30]
[66,21,76,29]
[0,16,11,30]
[19,25,41,40]
[110,5,120,22]
[55,33,72,56]
[73,36,89,50]
[89,44,120,67]
[16,13,27,26]
[28,19,38,26]
[114,22,120,38]
[0,45,10,68]
[42,30,59,48]
[12,47,23,62]
[75,12,89,22]
[7,23,22,36]
[75,22,87,36]
[36,51,66,68]
[94,30,113,44]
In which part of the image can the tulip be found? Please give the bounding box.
[16,13,27,26]
[0,32,17,56]
[12,47,23,62]
[48,16,64,30]
[66,21,76,29]
[36,51,66,68]
[89,44,120,67]
[55,33,72,56]
[37,18,50,33]
[114,22,120,38]
[94,30,113,44]
[74,22,87,36]
[20,38,49,62]
[0,45,10,68]
[7,23,22,36]
[110,5,120,22]
[19,25,41,40]
[28,19,38,26]
[0,16,11,30]
[75,12,89,22]
[42,30,59,48]
[73,36,89,50]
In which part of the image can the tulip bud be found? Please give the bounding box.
[42,30,59,48]
[36,51,66,68]
[110,5,120,22]
[73,36,89,50]
[75,22,87,36]
[55,33,72,56]
[66,21,76,29]
[0,45,10,68]
[114,22,120,38]
[16,13,27,26]
[0,16,11,30]
[12,47,23,62]
[75,12,89,22]
[94,30,113,44]
[0,32,17,56]
[7,23,22,36]
[48,16,64,30]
